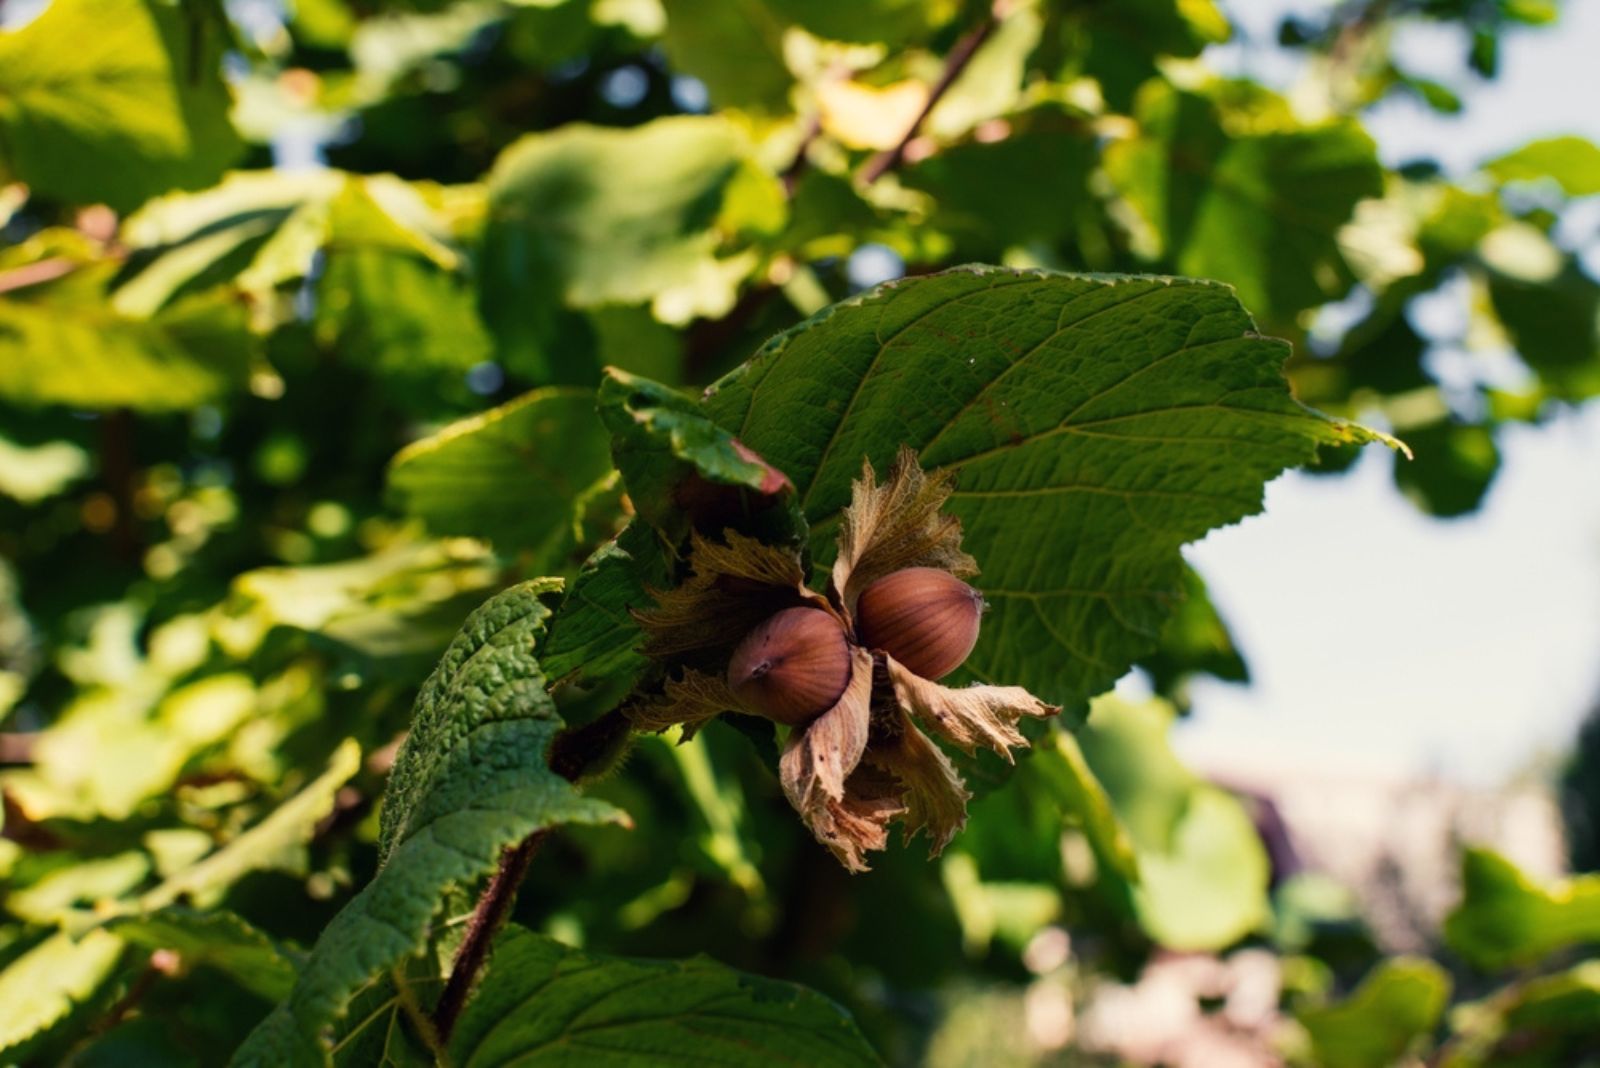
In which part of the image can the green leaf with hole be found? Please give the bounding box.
[702,265,1392,711]
[232,583,627,1066]
[447,925,882,1066]
[0,0,242,211]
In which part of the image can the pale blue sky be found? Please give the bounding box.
[1171,1,1600,786]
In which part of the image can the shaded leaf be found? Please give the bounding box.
[108,908,299,1002]
[388,387,613,555]
[1297,957,1450,1068]
[1105,84,1382,321]
[447,925,883,1066]
[234,584,627,1065]
[597,368,796,544]
[140,740,361,911]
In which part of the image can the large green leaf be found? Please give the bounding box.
[1444,847,1600,970]
[447,925,882,1066]
[659,0,792,115]
[387,388,614,555]
[1486,136,1600,197]
[114,170,490,380]
[1078,696,1270,950]
[481,116,777,377]
[108,908,300,1003]
[0,929,125,1059]
[0,0,241,211]
[701,266,1389,709]
[597,368,800,544]
[1105,84,1382,322]
[233,583,628,1066]
[1440,961,1600,1068]
[0,235,254,412]
[1296,957,1450,1068]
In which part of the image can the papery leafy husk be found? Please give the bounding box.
[832,445,977,617]
[884,655,1060,761]
[779,646,874,817]
[624,668,739,740]
[634,529,834,657]
[863,689,971,857]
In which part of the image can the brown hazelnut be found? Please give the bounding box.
[854,567,982,680]
[727,606,852,725]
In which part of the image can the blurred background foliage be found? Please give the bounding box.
[1,0,1598,1063]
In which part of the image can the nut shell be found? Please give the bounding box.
[855,567,982,680]
[727,607,852,725]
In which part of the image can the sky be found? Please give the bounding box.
[1168,1,1600,787]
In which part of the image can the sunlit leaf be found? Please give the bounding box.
[1444,848,1600,970]
[0,0,241,211]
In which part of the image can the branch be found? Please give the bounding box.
[859,5,1004,185]
[430,708,632,1042]
[430,831,545,1044]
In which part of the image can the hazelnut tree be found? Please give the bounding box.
[1,1,1598,1065]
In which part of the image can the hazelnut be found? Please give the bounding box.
[727,606,853,725]
[854,567,982,680]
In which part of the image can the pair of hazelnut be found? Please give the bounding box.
[726,567,983,725]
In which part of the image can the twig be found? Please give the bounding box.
[100,409,140,565]
[430,708,634,1041]
[0,732,34,765]
[859,6,1005,184]
[0,257,78,295]
[780,114,822,197]
[431,831,546,1043]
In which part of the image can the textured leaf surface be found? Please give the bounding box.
[0,0,241,210]
[1444,848,1600,970]
[1297,958,1450,1068]
[597,368,797,543]
[448,925,882,1067]
[388,388,613,554]
[234,583,627,1066]
[702,266,1388,710]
